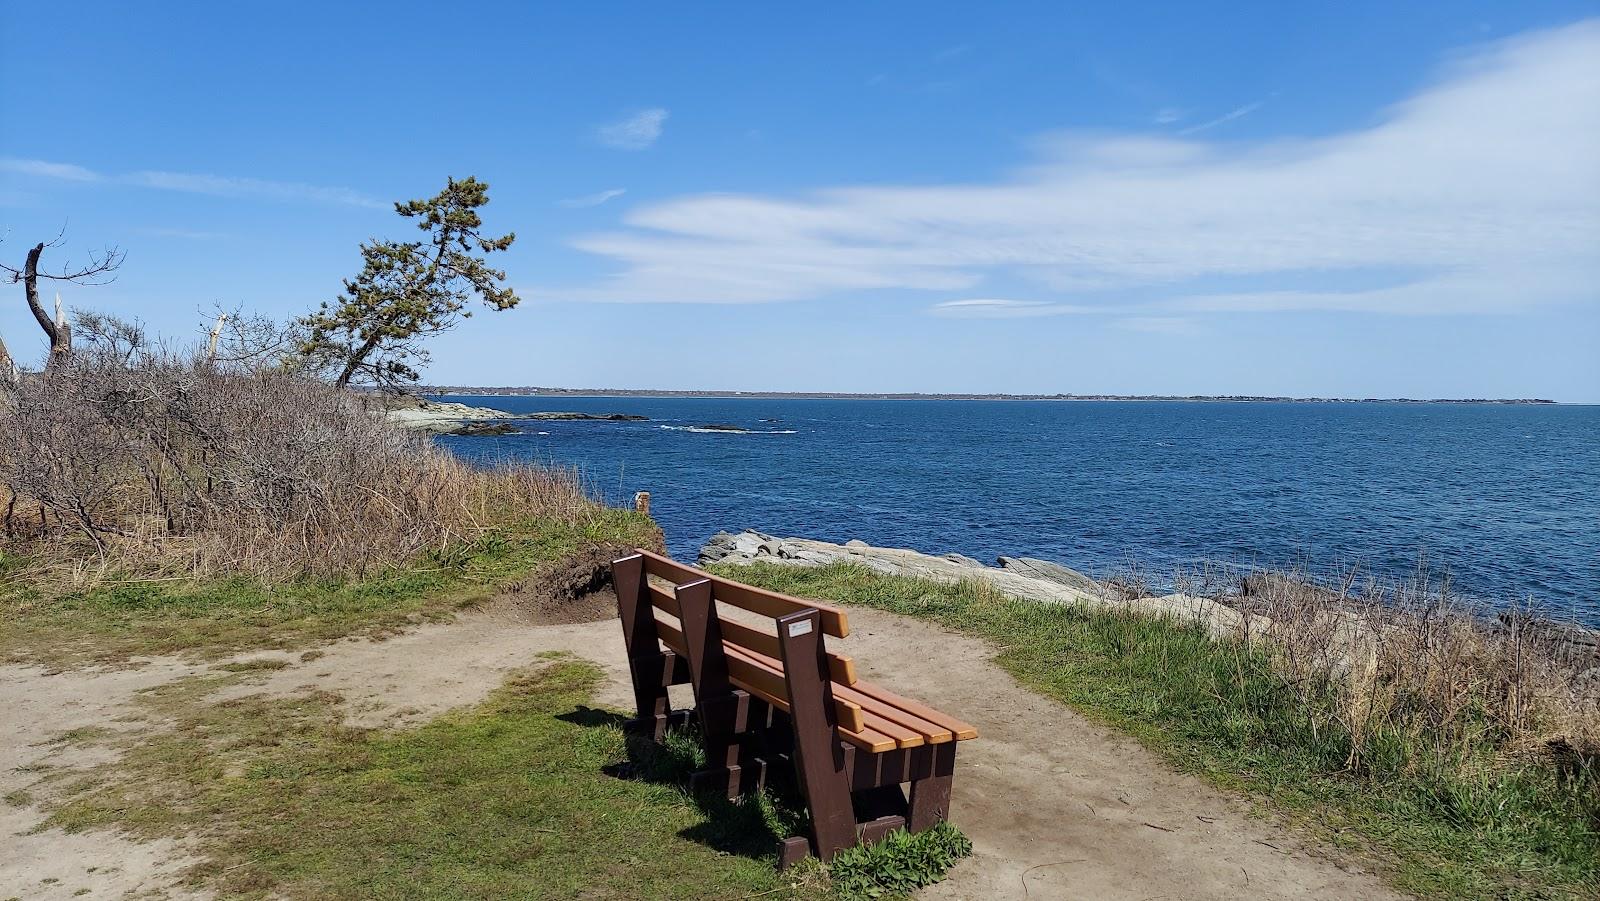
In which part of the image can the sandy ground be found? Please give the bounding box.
[2,601,1402,900]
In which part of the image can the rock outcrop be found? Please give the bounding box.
[385,399,647,435]
[699,530,1252,639]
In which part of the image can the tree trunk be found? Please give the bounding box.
[21,242,71,365]
[0,331,17,388]
[334,331,384,388]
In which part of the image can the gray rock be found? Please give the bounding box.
[998,556,1103,596]
[845,539,869,548]
[943,553,986,568]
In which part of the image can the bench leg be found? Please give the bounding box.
[612,555,685,740]
[690,693,774,799]
[622,652,688,740]
[777,610,857,862]
[856,784,909,845]
[907,741,957,832]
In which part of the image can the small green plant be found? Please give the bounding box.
[827,822,973,899]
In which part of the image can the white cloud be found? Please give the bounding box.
[1153,107,1185,125]
[1176,99,1265,135]
[597,108,669,150]
[559,188,626,208]
[549,20,1600,316]
[128,171,384,208]
[0,158,101,182]
[930,299,1098,318]
[1,158,383,208]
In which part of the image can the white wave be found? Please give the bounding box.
[658,425,797,435]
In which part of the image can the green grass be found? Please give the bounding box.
[0,509,657,665]
[36,655,966,900]
[42,659,812,899]
[718,562,1600,901]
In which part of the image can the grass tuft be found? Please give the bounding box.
[828,822,973,899]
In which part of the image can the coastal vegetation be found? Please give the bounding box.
[0,210,965,896]
[716,561,1600,899]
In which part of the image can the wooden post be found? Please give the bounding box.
[776,608,857,862]
[633,491,651,515]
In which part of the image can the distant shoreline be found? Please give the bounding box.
[420,386,1558,405]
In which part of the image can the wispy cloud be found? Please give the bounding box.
[546,20,1600,318]
[559,188,626,208]
[1152,107,1185,125]
[1,158,383,208]
[0,158,101,182]
[128,171,385,207]
[1176,99,1265,135]
[930,299,1097,318]
[597,108,669,150]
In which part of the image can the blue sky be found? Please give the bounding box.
[3,2,1598,399]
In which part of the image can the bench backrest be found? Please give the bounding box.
[635,549,851,638]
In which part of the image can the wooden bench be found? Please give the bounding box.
[611,549,978,866]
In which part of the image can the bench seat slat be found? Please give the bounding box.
[849,682,979,742]
[724,645,953,745]
[719,642,926,750]
[639,549,850,638]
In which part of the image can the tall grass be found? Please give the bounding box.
[0,333,598,583]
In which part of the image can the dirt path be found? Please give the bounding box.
[2,602,1401,900]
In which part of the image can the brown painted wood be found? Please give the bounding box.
[718,616,857,685]
[776,836,811,870]
[845,743,938,791]
[646,581,680,617]
[675,579,729,699]
[858,814,907,845]
[776,608,859,861]
[612,554,674,731]
[651,617,894,748]
[907,741,957,832]
[636,549,850,637]
[676,578,748,800]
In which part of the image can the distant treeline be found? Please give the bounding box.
[417,386,1558,404]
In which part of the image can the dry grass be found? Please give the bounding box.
[1171,563,1600,765]
[0,340,597,585]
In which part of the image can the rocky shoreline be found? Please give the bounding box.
[699,530,1600,670]
[699,530,1255,639]
[384,399,647,436]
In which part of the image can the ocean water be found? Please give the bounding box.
[433,397,1600,624]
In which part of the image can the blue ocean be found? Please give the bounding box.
[434,397,1600,624]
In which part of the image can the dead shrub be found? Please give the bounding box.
[0,326,597,580]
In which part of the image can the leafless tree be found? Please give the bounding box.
[1,229,126,367]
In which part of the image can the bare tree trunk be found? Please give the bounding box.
[52,292,72,366]
[0,331,17,389]
[206,313,229,362]
[21,242,72,365]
